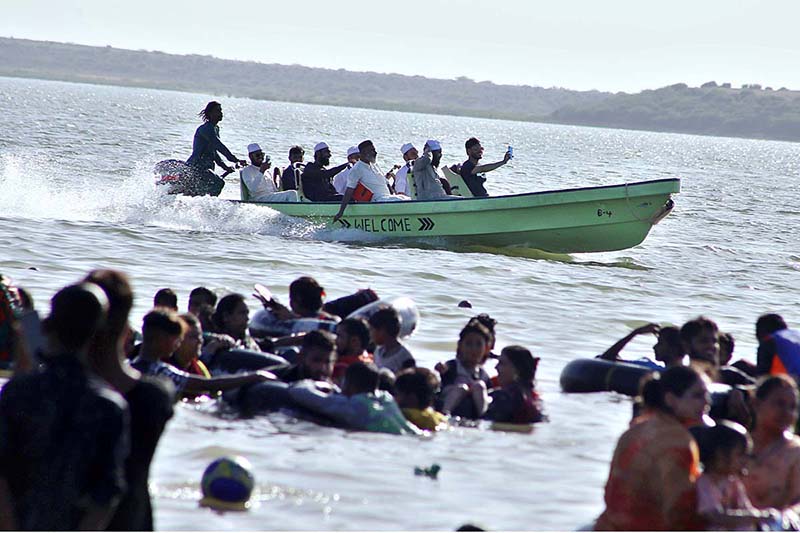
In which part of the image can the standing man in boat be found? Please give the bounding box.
[185,101,247,196]
[459,137,511,197]
[301,142,348,201]
[333,140,407,222]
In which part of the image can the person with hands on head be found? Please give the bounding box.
[459,137,511,197]
[598,322,686,369]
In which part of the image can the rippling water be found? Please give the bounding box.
[1,76,799,530]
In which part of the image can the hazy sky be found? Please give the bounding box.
[2,0,799,92]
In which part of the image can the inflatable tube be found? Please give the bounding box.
[323,289,379,319]
[347,297,420,338]
[226,380,336,426]
[248,309,338,338]
[203,349,288,375]
[559,358,655,396]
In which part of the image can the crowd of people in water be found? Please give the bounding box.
[172,100,513,206]
[0,271,542,529]
[2,271,800,529]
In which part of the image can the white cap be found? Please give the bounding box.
[247,142,262,154]
[346,146,359,157]
[314,142,330,153]
[425,139,442,151]
[401,143,415,155]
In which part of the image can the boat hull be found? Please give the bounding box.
[236,178,680,253]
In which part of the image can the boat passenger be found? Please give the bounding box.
[412,140,457,200]
[287,361,421,435]
[743,375,800,528]
[240,143,299,202]
[695,421,780,530]
[594,366,709,531]
[333,140,408,222]
[395,367,448,431]
[483,345,544,424]
[273,330,337,383]
[333,146,360,194]
[369,306,415,373]
[185,101,247,196]
[436,321,492,418]
[301,142,348,201]
[211,293,261,351]
[84,269,175,532]
[131,308,273,398]
[393,143,418,197]
[333,317,374,384]
[597,323,686,369]
[459,137,511,197]
[755,313,800,378]
[153,287,178,311]
[281,145,305,191]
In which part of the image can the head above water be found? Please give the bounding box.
[188,286,217,315]
[368,306,401,340]
[753,374,799,436]
[680,316,719,365]
[300,329,337,381]
[699,420,752,473]
[289,276,325,316]
[498,345,539,387]
[457,321,491,368]
[153,287,178,311]
[653,326,684,366]
[84,269,133,339]
[639,365,709,421]
[343,361,380,397]
[336,317,370,357]
[756,313,787,341]
[43,282,109,355]
[199,101,222,123]
[212,293,249,340]
[395,367,440,410]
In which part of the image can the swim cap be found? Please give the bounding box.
[200,456,255,512]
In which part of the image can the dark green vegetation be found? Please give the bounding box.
[1,37,798,142]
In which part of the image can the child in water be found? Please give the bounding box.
[696,421,780,530]
[483,346,544,424]
[436,321,492,419]
[369,307,415,373]
[395,367,448,431]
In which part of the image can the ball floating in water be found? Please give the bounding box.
[199,456,255,512]
[457,300,473,308]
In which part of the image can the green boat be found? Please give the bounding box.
[235,171,680,253]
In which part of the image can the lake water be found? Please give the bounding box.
[1,76,799,530]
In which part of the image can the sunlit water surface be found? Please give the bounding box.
[1,77,799,530]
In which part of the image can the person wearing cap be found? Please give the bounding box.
[333,140,408,222]
[0,283,130,530]
[460,137,511,197]
[411,139,454,200]
[281,145,305,191]
[301,142,348,202]
[393,143,419,197]
[333,146,361,195]
[240,143,299,202]
[185,101,247,196]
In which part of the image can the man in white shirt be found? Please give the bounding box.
[333,140,407,222]
[240,143,299,202]
[393,143,418,197]
[333,146,361,195]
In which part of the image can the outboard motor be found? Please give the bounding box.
[153,159,226,197]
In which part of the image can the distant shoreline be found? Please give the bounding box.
[1,37,798,143]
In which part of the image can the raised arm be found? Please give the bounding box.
[598,323,660,361]
[472,151,511,174]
